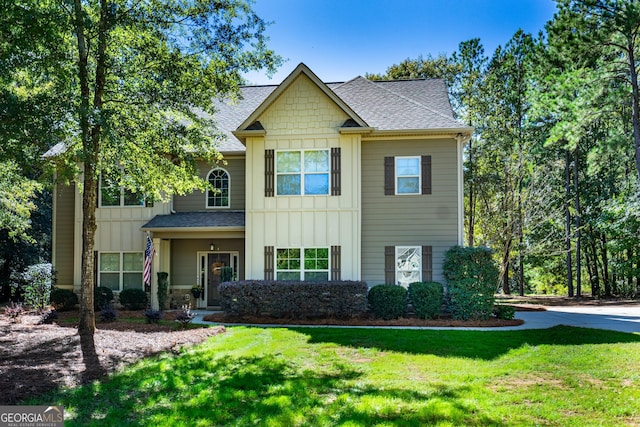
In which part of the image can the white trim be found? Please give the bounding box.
[97,251,144,292]
[394,156,421,195]
[275,247,330,281]
[205,167,231,209]
[456,135,465,245]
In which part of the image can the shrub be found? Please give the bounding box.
[4,302,25,323]
[367,284,407,320]
[494,304,516,320]
[157,272,169,310]
[38,309,58,325]
[12,263,53,312]
[408,282,443,319]
[50,288,78,311]
[95,286,114,310]
[144,309,163,324]
[100,304,117,322]
[443,246,499,320]
[118,289,148,310]
[219,281,369,319]
[175,305,195,327]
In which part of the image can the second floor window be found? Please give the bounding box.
[207,168,230,208]
[100,175,145,207]
[276,150,329,195]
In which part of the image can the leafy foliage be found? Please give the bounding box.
[11,263,52,313]
[408,282,443,319]
[3,301,25,323]
[50,288,78,311]
[493,304,516,320]
[118,289,148,310]
[175,305,195,327]
[95,286,114,310]
[99,304,118,323]
[38,308,58,325]
[367,284,407,320]
[444,246,499,320]
[144,309,163,324]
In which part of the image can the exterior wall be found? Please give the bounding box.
[361,137,460,285]
[244,74,362,280]
[170,238,245,285]
[52,182,75,289]
[173,157,246,212]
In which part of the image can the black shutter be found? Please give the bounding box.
[331,148,341,196]
[422,245,433,282]
[331,245,341,280]
[265,149,274,197]
[264,246,274,280]
[384,157,394,195]
[385,246,395,284]
[421,155,432,195]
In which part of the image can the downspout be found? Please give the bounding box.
[455,133,469,246]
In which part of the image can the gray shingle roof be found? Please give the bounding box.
[141,211,245,229]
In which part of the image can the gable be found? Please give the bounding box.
[255,73,351,136]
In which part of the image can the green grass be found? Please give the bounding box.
[29,326,640,426]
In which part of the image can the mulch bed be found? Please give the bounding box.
[0,310,225,405]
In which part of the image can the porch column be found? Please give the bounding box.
[150,237,161,310]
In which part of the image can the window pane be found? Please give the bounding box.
[123,273,143,290]
[123,253,143,272]
[278,272,300,281]
[100,181,121,206]
[123,189,145,206]
[277,151,301,173]
[396,157,420,176]
[397,177,420,194]
[100,253,120,272]
[100,273,120,291]
[277,175,301,195]
[304,150,329,172]
[208,170,230,207]
[396,247,421,288]
[304,174,329,195]
[305,272,328,282]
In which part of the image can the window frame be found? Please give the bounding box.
[275,149,330,196]
[395,246,422,287]
[395,156,421,195]
[99,174,148,208]
[275,247,330,281]
[206,167,231,209]
[98,251,144,292]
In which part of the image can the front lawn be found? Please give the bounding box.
[30,326,640,426]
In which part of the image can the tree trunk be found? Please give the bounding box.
[627,40,640,181]
[565,149,574,297]
[601,234,611,297]
[573,148,581,297]
[501,237,512,294]
[587,235,600,297]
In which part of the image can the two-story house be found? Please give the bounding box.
[50,63,471,309]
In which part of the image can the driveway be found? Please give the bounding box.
[513,305,640,333]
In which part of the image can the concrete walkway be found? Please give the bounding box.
[190,305,640,333]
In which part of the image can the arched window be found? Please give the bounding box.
[207,168,230,208]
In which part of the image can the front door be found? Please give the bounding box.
[207,253,230,306]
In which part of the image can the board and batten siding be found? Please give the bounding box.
[173,157,246,212]
[361,138,460,285]
[53,182,75,289]
[244,73,362,280]
[170,238,245,287]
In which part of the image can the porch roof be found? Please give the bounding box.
[141,211,245,231]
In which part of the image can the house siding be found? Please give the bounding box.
[53,182,75,289]
[361,138,459,285]
[173,157,246,211]
[170,238,245,286]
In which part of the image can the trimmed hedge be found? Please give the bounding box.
[368,284,407,320]
[408,281,443,319]
[50,288,78,311]
[443,246,499,320]
[118,288,148,310]
[95,286,114,310]
[219,280,368,319]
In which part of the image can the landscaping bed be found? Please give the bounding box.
[0,310,225,404]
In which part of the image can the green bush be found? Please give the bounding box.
[494,304,516,320]
[50,288,78,311]
[408,281,443,319]
[118,288,148,310]
[12,263,53,312]
[367,284,407,320]
[157,272,169,310]
[443,246,499,320]
[95,286,114,310]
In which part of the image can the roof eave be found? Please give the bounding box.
[141,225,246,233]
[363,127,474,141]
[231,129,266,145]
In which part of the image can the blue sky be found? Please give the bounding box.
[243,0,557,85]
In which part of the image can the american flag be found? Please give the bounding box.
[143,235,155,286]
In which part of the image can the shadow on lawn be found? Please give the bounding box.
[52,352,502,426]
[291,325,640,360]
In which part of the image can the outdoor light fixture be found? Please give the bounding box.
[210,242,215,251]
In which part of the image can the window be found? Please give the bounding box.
[395,246,421,287]
[276,150,329,195]
[207,168,230,208]
[276,248,329,281]
[384,155,432,195]
[396,157,420,194]
[99,175,146,207]
[99,252,144,291]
